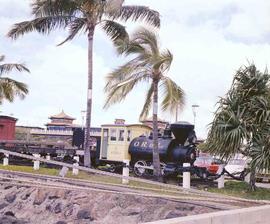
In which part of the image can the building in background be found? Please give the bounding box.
[0,115,17,140]
[29,110,79,143]
[16,126,43,141]
[29,110,100,147]
[46,110,77,131]
[141,116,169,130]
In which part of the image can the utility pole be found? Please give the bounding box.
[175,103,182,122]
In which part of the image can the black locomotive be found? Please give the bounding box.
[128,122,197,176]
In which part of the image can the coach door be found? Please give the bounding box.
[101,128,109,159]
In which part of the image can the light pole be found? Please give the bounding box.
[175,103,179,122]
[192,104,199,127]
[81,110,86,129]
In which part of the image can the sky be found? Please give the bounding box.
[1,0,270,139]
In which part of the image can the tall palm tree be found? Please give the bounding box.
[206,64,270,190]
[104,27,185,179]
[8,0,160,167]
[0,55,29,104]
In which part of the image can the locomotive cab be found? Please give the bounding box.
[99,121,151,164]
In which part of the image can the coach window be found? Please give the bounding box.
[127,130,131,141]
[119,130,125,141]
[110,129,117,141]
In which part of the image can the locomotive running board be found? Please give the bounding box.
[135,165,154,170]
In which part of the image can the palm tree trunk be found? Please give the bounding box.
[84,25,95,167]
[152,78,161,179]
[249,167,256,191]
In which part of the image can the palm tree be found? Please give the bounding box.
[206,64,270,191]
[8,0,160,167]
[104,27,185,179]
[0,55,29,104]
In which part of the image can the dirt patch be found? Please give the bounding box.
[0,183,221,224]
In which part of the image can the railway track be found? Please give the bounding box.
[0,169,265,210]
[0,148,264,204]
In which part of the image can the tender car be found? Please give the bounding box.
[194,156,224,175]
[225,159,246,176]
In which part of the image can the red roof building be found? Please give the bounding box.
[0,115,17,140]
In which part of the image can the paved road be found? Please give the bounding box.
[257,182,270,189]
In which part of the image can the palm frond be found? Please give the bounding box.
[0,78,28,104]
[105,62,136,92]
[139,83,154,119]
[160,77,185,113]
[0,63,30,75]
[100,20,128,43]
[32,0,79,17]
[104,71,149,108]
[8,16,72,39]
[58,17,87,46]
[83,0,107,21]
[154,49,173,72]
[206,109,246,159]
[113,39,145,56]
[250,134,270,172]
[132,27,159,56]
[104,55,151,91]
[105,0,124,15]
[113,5,160,28]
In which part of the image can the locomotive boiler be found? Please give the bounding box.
[128,122,197,176]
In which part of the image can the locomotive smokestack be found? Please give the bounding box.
[170,122,195,145]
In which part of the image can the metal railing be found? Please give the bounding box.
[30,129,102,137]
[30,129,73,136]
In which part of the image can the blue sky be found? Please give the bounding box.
[1,0,270,138]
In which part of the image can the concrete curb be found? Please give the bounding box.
[143,205,270,224]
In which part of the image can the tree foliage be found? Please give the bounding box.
[205,64,270,189]
[8,0,160,44]
[0,55,29,104]
[104,27,184,119]
[8,0,160,167]
[104,27,185,178]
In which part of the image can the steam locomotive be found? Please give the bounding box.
[127,122,197,176]
[95,121,198,177]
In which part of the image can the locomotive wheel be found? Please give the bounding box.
[148,162,166,175]
[134,160,148,177]
[109,164,116,173]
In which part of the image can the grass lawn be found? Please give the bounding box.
[0,164,60,176]
[1,164,270,200]
[206,181,270,200]
[0,164,183,196]
[0,164,123,184]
